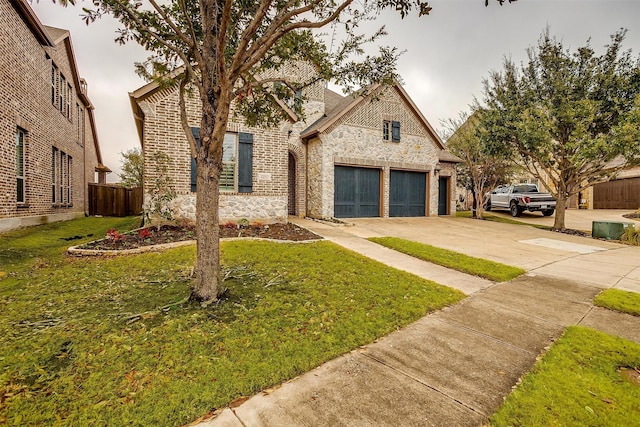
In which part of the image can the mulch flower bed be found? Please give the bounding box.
[79,223,322,251]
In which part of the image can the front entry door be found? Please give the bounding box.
[438,177,449,215]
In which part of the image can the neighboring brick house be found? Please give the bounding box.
[130,63,458,222]
[0,0,110,232]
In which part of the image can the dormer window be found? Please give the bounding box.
[383,120,401,142]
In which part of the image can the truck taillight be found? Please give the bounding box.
[520,196,530,204]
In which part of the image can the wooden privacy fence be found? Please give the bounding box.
[593,177,640,210]
[88,183,143,217]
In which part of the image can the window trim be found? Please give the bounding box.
[16,128,26,204]
[190,128,253,193]
[52,147,59,205]
[383,120,390,141]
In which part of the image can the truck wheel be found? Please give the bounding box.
[510,201,522,217]
[484,201,491,211]
[542,209,555,217]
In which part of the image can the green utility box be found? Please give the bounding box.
[592,221,635,240]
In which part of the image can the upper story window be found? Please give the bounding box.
[51,63,73,121]
[76,103,84,146]
[383,120,401,142]
[16,128,26,204]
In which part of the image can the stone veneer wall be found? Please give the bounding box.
[307,86,443,218]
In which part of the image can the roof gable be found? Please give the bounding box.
[11,0,54,46]
[301,81,445,150]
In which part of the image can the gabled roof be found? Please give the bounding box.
[300,81,446,150]
[11,0,54,46]
[43,25,109,172]
[129,70,301,148]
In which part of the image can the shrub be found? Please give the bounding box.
[620,226,640,246]
[138,228,152,239]
[106,228,125,241]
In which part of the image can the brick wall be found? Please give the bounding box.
[139,87,291,222]
[136,62,328,223]
[0,0,101,230]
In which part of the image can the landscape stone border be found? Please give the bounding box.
[67,236,323,257]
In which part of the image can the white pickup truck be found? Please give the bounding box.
[484,184,556,217]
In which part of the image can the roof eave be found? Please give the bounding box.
[12,0,54,46]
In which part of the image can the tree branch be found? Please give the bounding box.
[178,71,199,159]
[148,0,194,49]
[234,0,353,78]
[108,0,194,73]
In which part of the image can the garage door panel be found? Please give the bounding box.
[390,170,426,217]
[335,166,380,218]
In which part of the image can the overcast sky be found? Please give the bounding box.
[30,0,640,182]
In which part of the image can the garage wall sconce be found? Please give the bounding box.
[433,164,441,174]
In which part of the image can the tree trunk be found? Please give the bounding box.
[192,158,221,302]
[471,191,478,218]
[553,194,567,230]
[190,88,231,303]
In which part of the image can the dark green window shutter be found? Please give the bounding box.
[238,132,253,193]
[190,127,199,192]
[391,121,401,142]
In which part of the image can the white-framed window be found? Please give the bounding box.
[16,128,26,203]
[66,82,72,120]
[52,147,58,204]
[51,62,73,120]
[59,151,66,204]
[220,133,237,191]
[51,64,57,106]
[67,156,72,204]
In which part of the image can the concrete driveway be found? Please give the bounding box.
[340,212,640,292]
[485,208,635,232]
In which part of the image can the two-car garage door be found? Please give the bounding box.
[334,166,426,218]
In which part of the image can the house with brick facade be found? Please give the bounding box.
[130,62,458,222]
[0,0,109,232]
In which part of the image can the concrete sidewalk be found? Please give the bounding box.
[199,216,640,426]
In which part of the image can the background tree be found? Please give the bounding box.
[481,28,640,230]
[443,110,513,219]
[61,0,512,303]
[118,147,144,188]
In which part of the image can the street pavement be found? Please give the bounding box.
[199,211,640,427]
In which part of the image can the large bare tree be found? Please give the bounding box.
[58,0,512,303]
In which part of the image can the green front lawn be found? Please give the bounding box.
[368,236,524,282]
[595,289,640,316]
[0,217,464,426]
[491,326,640,426]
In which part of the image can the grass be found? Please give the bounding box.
[0,217,464,426]
[456,210,552,230]
[368,237,525,282]
[491,326,640,426]
[595,289,640,316]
